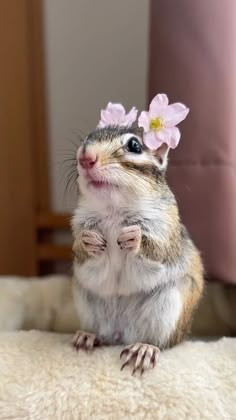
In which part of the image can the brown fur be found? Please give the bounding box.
[73,126,204,352]
[140,222,181,263]
[72,235,90,265]
[169,252,204,347]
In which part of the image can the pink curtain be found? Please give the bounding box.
[149,0,236,284]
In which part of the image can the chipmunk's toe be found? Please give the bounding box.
[120,342,160,375]
[117,225,141,254]
[81,230,107,257]
[72,330,102,351]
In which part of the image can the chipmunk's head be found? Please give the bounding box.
[76,126,169,201]
[75,94,189,203]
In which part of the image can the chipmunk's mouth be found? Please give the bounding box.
[89,179,119,190]
[81,169,119,190]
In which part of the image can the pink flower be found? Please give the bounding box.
[98,102,138,128]
[138,94,189,150]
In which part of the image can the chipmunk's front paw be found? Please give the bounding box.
[81,230,106,257]
[117,225,141,255]
[120,343,160,375]
[72,330,102,351]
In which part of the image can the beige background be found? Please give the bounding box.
[43,0,150,212]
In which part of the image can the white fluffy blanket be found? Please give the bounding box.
[0,331,235,419]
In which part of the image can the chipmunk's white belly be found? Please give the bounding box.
[73,209,183,346]
[74,215,124,296]
[74,218,163,297]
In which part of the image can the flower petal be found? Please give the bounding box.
[98,102,132,127]
[109,104,126,123]
[98,110,114,127]
[98,120,105,128]
[168,127,181,148]
[107,102,125,116]
[143,131,163,150]
[156,127,180,148]
[123,106,138,127]
[101,110,112,123]
[138,111,150,132]
[149,93,169,118]
[155,128,172,143]
[164,103,189,127]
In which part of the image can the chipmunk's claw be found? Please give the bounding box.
[81,230,106,257]
[120,343,160,375]
[117,225,141,254]
[72,330,102,351]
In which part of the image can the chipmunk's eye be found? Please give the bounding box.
[126,137,142,154]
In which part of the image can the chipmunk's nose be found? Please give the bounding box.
[78,151,98,169]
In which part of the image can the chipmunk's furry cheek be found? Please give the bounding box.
[119,161,161,185]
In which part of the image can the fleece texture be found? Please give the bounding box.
[0,331,235,420]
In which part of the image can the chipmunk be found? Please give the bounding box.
[71,104,204,375]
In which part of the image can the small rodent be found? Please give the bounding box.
[71,126,204,375]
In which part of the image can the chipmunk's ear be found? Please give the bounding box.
[154,143,170,172]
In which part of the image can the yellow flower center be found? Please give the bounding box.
[150,117,164,131]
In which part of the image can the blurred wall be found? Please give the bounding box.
[43,0,150,212]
